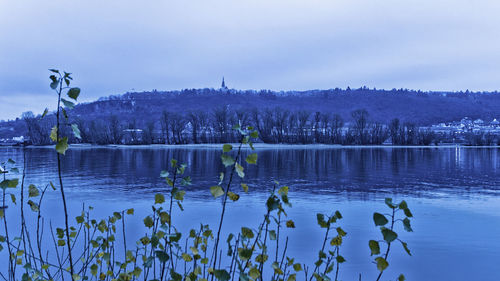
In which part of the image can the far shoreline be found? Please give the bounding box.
[2,143,500,149]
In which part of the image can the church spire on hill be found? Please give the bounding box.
[221,77,228,90]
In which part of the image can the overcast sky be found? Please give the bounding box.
[1,0,500,120]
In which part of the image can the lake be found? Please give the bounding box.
[1,145,500,280]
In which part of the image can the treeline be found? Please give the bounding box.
[23,107,477,146]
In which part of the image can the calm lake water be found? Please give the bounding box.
[1,145,500,280]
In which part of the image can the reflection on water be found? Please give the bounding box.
[1,146,500,281]
[2,146,498,200]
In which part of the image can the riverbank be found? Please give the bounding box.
[2,143,500,149]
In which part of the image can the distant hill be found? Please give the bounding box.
[72,87,500,125]
[2,87,500,143]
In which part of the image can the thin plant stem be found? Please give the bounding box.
[55,76,75,279]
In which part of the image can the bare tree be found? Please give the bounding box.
[142,121,155,144]
[351,109,369,144]
[188,112,201,144]
[273,108,289,143]
[213,106,229,143]
[330,114,344,144]
[109,115,123,144]
[169,113,187,144]
[297,110,310,144]
[389,118,402,145]
[160,111,171,144]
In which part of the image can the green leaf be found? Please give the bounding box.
[330,235,342,246]
[272,261,284,275]
[278,185,288,196]
[336,255,346,263]
[0,180,8,189]
[238,248,253,260]
[241,227,254,239]
[404,208,413,218]
[381,227,398,243]
[398,200,408,210]
[159,211,170,225]
[143,216,154,228]
[0,178,19,189]
[10,194,16,204]
[293,263,302,272]
[182,253,192,262]
[50,126,58,142]
[255,254,268,263]
[180,176,192,186]
[316,213,328,228]
[67,87,80,100]
[174,190,186,201]
[57,239,66,246]
[269,230,277,240]
[28,184,39,197]
[222,144,232,152]
[334,210,343,219]
[369,240,380,256]
[61,98,75,109]
[71,124,81,139]
[221,154,234,167]
[219,172,224,184]
[170,269,182,281]
[210,186,224,198]
[235,163,245,178]
[50,79,59,90]
[56,137,69,155]
[227,191,240,201]
[155,193,165,204]
[241,183,249,193]
[385,198,397,209]
[62,108,68,120]
[403,217,413,232]
[250,131,259,138]
[41,108,49,118]
[49,69,59,73]
[375,257,389,272]
[266,195,280,212]
[398,274,406,281]
[90,264,98,276]
[245,153,258,164]
[75,215,84,224]
[169,232,182,242]
[336,227,347,237]
[226,233,234,243]
[373,212,388,226]
[400,241,412,256]
[27,200,39,212]
[286,220,295,228]
[248,267,260,279]
[214,270,231,281]
[176,201,184,211]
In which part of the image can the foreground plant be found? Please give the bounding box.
[369,198,413,281]
[0,71,414,281]
[49,69,82,279]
